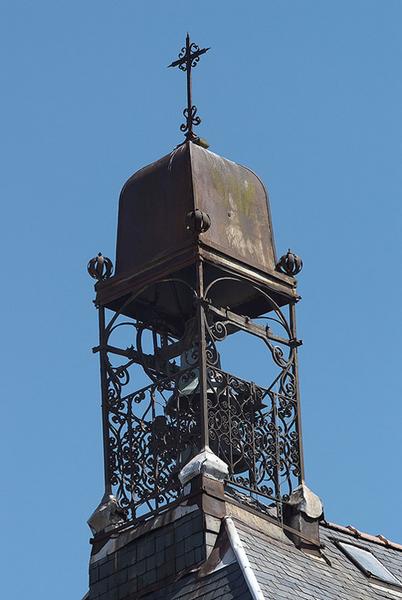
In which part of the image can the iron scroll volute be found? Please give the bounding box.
[185,209,211,234]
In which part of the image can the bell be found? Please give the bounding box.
[165,343,266,475]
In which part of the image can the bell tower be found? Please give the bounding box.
[86,36,322,600]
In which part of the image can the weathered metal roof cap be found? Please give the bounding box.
[97,141,297,327]
[115,141,277,279]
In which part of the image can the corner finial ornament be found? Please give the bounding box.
[87,493,126,535]
[87,253,113,281]
[276,249,303,276]
[168,33,210,143]
[186,209,211,233]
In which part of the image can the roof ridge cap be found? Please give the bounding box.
[224,517,265,600]
[322,520,402,552]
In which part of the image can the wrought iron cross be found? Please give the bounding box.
[168,33,210,142]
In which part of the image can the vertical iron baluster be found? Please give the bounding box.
[227,372,233,478]
[289,301,305,483]
[151,388,158,511]
[98,305,112,496]
[271,391,282,522]
[176,387,180,490]
[127,394,135,520]
[196,260,209,450]
[250,382,257,493]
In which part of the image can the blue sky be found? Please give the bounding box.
[1,1,401,598]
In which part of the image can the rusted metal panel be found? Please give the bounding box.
[115,142,277,282]
[190,143,276,274]
[115,143,195,278]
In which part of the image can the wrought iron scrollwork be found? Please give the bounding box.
[168,34,209,142]
[176,41,205,70]
[106,370,200,517]
[91,268,303,524]
[180,105,201,135]
[203,277,303,503]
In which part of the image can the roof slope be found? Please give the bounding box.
[236,518,402,599]
[143,562,252,600]
[139,504,402,599]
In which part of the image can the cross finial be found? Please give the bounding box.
[168,33,210,143]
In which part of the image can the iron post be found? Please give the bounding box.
[196,260,210,450]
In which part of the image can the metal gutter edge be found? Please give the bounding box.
[224,516,265,600]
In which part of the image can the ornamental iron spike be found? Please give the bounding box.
[276,249,303,276]
[87,253,113,281]
[168,33,210,143]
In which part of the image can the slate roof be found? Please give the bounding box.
[236,518,402,599]
[143,514,402,600]
[143,562,252,600]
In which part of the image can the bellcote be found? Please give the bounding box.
[87,39,313,595]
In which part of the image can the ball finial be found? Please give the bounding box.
[87,253,113,281]
[185,209,211,233]
[276,249,303,276]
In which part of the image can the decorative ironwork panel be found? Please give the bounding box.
[204,290,302,504]
[91,270,303,524]
[210,379,301,503]
[107,368,200,519]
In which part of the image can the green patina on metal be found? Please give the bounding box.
[236,175,257,217]
[208,158,257,218]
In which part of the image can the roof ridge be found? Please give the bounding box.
[224,517,265,600]
[321,520,402,552]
